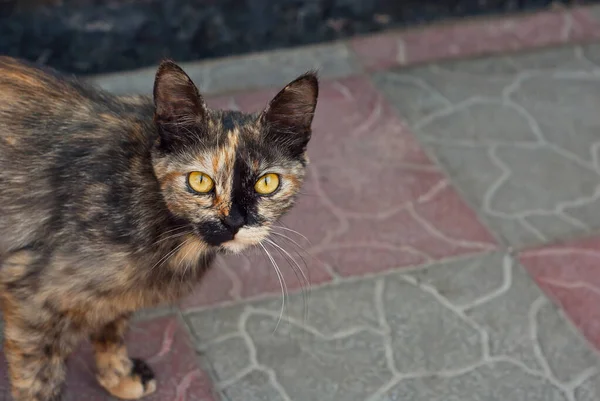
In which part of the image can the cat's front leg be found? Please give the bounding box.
[0,250,80,401]
[90,315,157,400]
[3,316,76,401]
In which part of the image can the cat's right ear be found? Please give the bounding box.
[153,60,207,149]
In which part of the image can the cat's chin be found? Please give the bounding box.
[220,240,251,254]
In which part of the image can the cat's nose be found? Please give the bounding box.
[222,206,245,234]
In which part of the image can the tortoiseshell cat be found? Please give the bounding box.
[0,56,318,401]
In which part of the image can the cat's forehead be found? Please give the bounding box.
[207,110,259,137]
[177,110,262,173]
[174,109,298,176]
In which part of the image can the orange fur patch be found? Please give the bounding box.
[158,171,182,190]
[171,235,208,268]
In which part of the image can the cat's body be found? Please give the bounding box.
[0,56,317,401]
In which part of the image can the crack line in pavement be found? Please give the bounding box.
[396,38,407,65]
[412,96,495,132]
[374,279,400,376]
[529,296,576,400]
[196,333,243,352]
[541,279,600,297]
[367,356,569,401]
[556,211,589,231]
[401,57,600,246]
[248,307,385,340]
[566,366,598,393]
[406,203,496,250]
[561,12,575,41]
[353,95,384,137]
[216,307,294,401]
[521,247,600,259]
[458,253,513,311]
[400,274,490,360]
[381,72,454,107]
[483,145,512,219]
[306,164,350,244]
[519,217,549,242]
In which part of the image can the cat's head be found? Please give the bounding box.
[150,60,318,253]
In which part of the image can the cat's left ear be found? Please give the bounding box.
[153,60,208,149]
[260,72,319,155]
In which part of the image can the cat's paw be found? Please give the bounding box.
[99,358,157,400]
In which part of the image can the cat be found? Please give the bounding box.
[0,56,318,401]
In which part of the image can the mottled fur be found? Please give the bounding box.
[0,56,318,400]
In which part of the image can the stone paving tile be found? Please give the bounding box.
[374,44,600,248]
[520,236,600,353]
[185,252,600,401]
[576,371,600,401]
[0,317,216,400]
[89,42,360,96]
[351,6,600,72]
[180,76,496,310]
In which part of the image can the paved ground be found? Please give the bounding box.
[5,4,600,401]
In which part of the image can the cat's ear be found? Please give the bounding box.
[260,72,318,154]
[153,60,207,148]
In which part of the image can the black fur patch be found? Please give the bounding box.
[130,358,155,387]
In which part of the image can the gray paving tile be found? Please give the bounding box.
[407,252,506,308]
[586,5,600,29]
[374,46,600,247]
[381,362,568,401]
[186,304,246,344]
[222,370,286,401]
[201,335,251,382]
[251,280,381,336]
[464,258,595,376]
[89,42,360,96]
[384,276,482,373]
[576,372,600,401]
[583,43,600,67]
[185,252,600,401]
[247,317,390,401]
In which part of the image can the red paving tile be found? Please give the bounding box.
[520,237,600,351]
[0,317,217,400]
[351,7,600,71]
[181,77,497,309]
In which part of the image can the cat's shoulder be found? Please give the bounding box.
[0,56,122,107]
[0,56,74,92]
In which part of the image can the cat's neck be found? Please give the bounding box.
[99,97,216,284]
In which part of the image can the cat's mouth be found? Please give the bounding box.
[217,226,271,254]
[193,224,271,254]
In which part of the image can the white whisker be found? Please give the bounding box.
[161,225,191,236]
[265,238,311,323]
[178,238,197,287]
[269,232,312,280]
[152,225,193,246]
[153,230,192,246]
[270,231,301,248]
[150,237,191,273]
[266,238,310,289]
[259,243,287,333]
[272,225,311,244]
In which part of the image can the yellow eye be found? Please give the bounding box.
[187,172,214,194]
[255,173,280,195]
